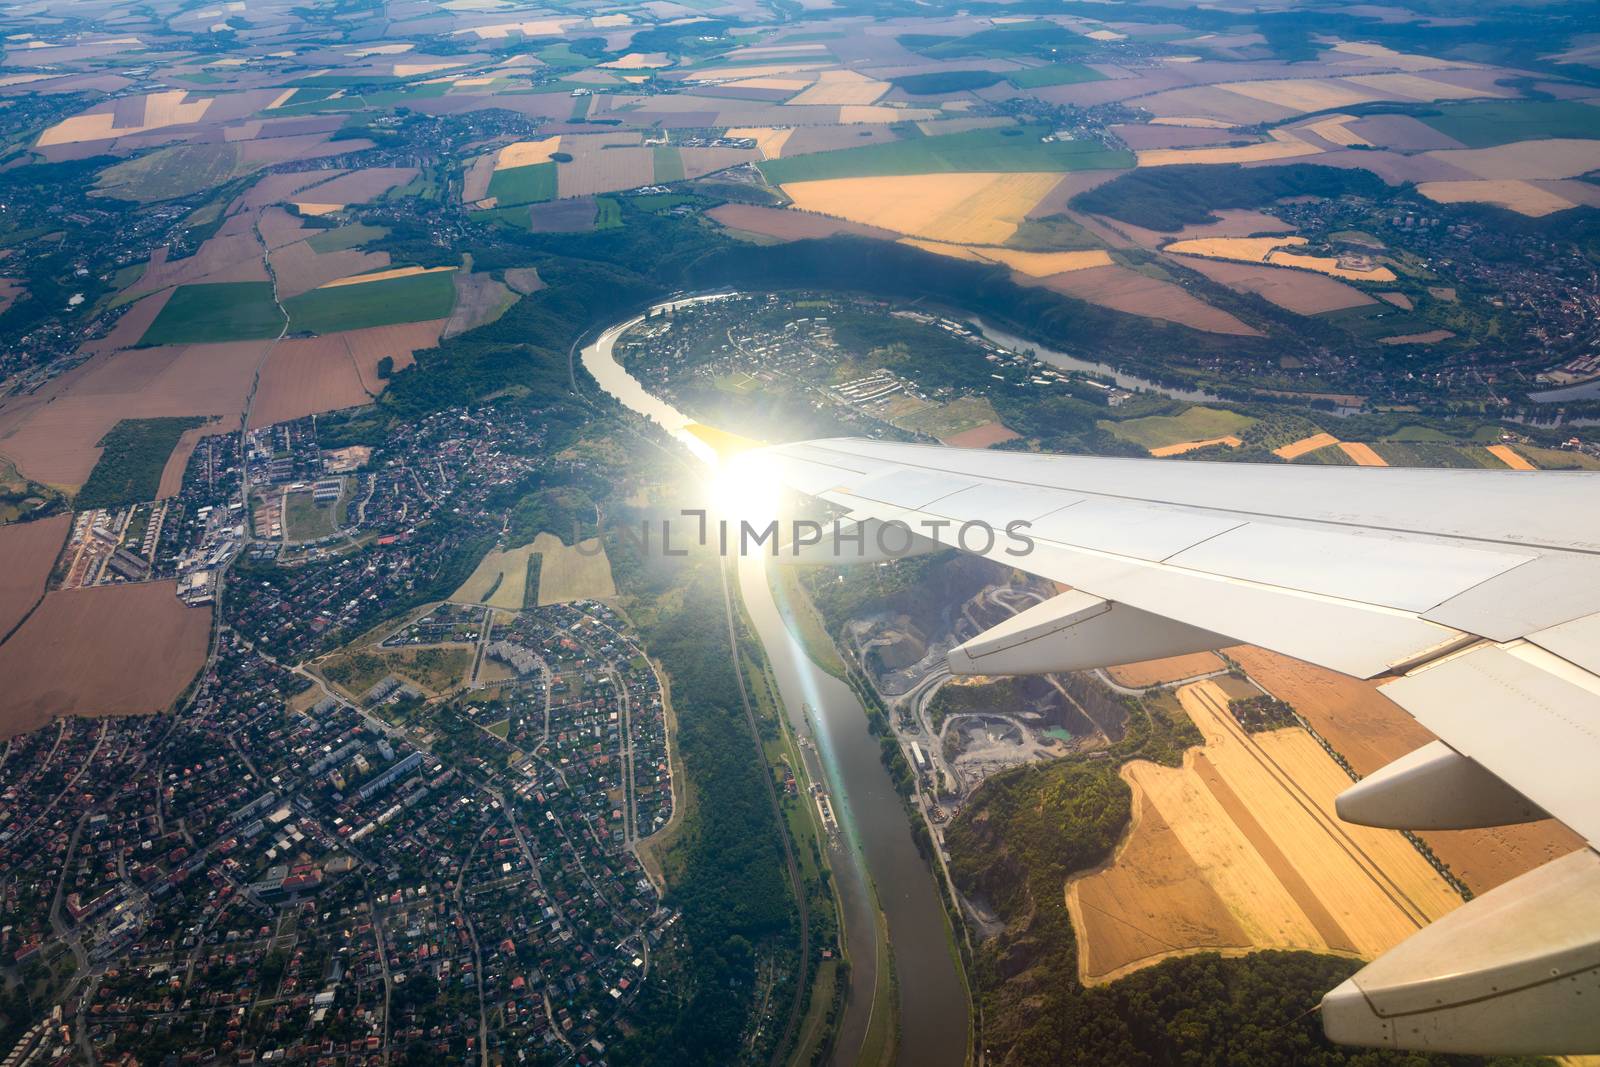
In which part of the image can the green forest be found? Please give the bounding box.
[76,416,206,510]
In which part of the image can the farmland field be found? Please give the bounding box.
[451,540,541,611]
[533,532,616,605]
[0,513,69,641]
[307,223,388,253]
[1421,99,1600,148]
[1066,681,1461,984]
[781,171,1064,244]
[1100,407,1255,450]
[487,161,557,205]
[653,144,686,183]
[95,142,245,202]
[1007,63,1106,89]
[0,581,210,739]
[284,270,456,335]
[758,125,1132,183]
[1229,646,1586,893]
[140,282,286,345]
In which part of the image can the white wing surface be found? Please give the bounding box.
[757,437,1600,1056]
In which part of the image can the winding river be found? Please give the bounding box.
[581,298,971,1067]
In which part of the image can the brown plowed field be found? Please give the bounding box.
[0,339,270,488]
[707,203,899,242]
[1172,256,1375,315]
[157,420,221,497]
[0,581,210,739]
[248,321,443,428]
[1029,264,1261,336]
[0,513,70,641]
[1227,646,1586,893]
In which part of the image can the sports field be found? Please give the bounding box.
[284,270,456,335]
[140,282,286,345]
[758,124,1132,183]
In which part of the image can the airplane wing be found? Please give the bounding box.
[755,436,1600,1056]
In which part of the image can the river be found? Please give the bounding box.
[581,297,971,1067]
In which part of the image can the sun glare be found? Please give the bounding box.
[708,450,784,530]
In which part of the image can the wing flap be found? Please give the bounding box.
[1381,642,1600,846]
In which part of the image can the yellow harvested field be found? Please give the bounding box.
[1167,234,1395,282]
[1487,444,1537,470]
[318,265,456,289]
[1330,40,1470,69]
[1105,652,1225,688]
[1084,28,1126,41]
[1137,128,1322,167]
[265,87,296,109]
[293,203,343,216]
[726,126,794,159]
[1339,441,1388,466]
[590,13,632,26]
[1227,645,1585,894]
[838,105,939,124]
[1274,432,1339,460]
[1345,73,1505,101]
[1067,681,1462,984]
[727,76,815,91]
[533,532,617,605]
[451,540,539,611]
[782,172,1063,245]
[394,62,463,77]
[458,18,574,39]
[1268,251,1395,282]
[496,135,561,170]
[1149,117,1238,128]
[684,62,831,82]
[347,43,413,56]
[1417,179,1576,217]
[1167,235,1302,263]
[1149,435,1242,456]
[902,239,1112,277]
[1219,78,1378,114]
[38,90,212,146]
[1303,114,1370,147]
[598,52,671,69]
[786,70,889,106]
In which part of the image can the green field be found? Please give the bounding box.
[1007,63,1107,89]
[889,70,1005,95]
[307,223,389,253]
[653,144,685,183]
[77,417,205,510]
[284,270,456,335]
[595,197,623,230]
[140,282,285,345]
[96,143,246,203]
[1371,441,1501,468]
[898,21,1087,60]
[487,162,557,206]
[757,124,1132,183]
[1421,99,1600,148]
[1100,406,1256,450]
